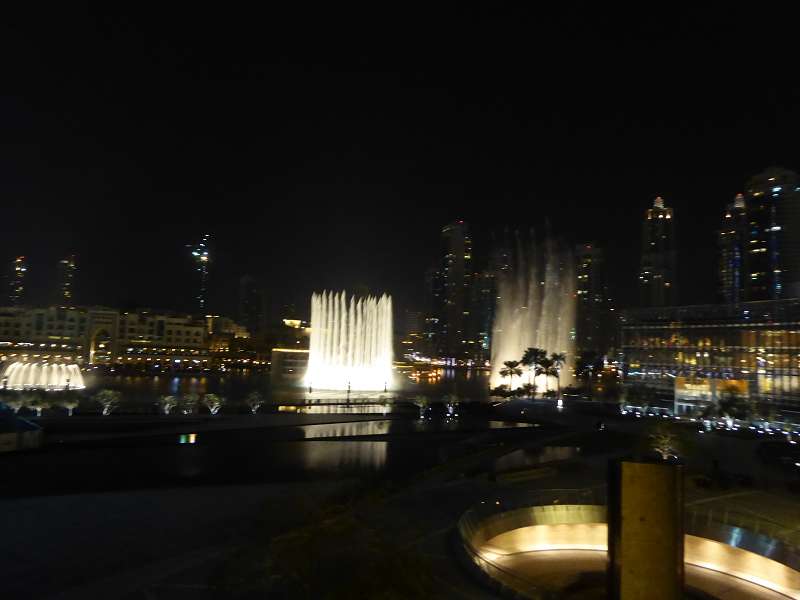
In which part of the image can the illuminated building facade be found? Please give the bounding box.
[747,167,799,299]
[621,299,800,413]
[467,270,495,363]
[718,194,749,303]
[9,256,27,306]
[0,306,115,365]
[57,255,77,305]
[439,221,472,359]
[0,305,262,370]
[717,168,800,303]
[639,197,676,307]
[575,243,615,354]
[422,264,444,357]
[188,233,211,312]
[270,347,309,382]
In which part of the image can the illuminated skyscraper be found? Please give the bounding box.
[58,255,77,305]
[744,167,800,299]
[639,197,676,307]
[440,220,472,358]
[718,168,800,303]
[422,264,444,356]
[188,234,211,311]
[719,194,749,303]
[9,256,27,306]
[576,244,614,353]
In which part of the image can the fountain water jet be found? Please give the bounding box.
[1,361,85,390]
[304,291,393,391]
[490,236,575,389]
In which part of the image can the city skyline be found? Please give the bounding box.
[2,12,800,600]
[2,167,797,320]
[4,12,800,321]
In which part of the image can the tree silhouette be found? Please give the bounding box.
[549,352,567,398]
[499,360,522,390]
[521,347,547,386]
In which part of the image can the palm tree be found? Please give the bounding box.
[499,360,522,390]
[521,382,536,398]
[521,347,547,386]
[549,352,567,398]
[535,357,554,393]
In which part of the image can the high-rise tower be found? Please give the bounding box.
[9,256,27,306]
[440,221,472,359]
[576,243,613,353]
[188,234,211,312]
[719,194,749,303]
[718,168,800,303]
[639,197,676,306]
[239,274,265,337]
[58,255,77,305]
[744,167,800,299]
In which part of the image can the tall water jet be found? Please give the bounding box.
[304,291,393,391]
[490,236,575,389]
[1,361,86,391]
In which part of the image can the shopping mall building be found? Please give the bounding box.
[621,299,800,416]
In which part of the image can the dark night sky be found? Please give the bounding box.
[1,8,798,318]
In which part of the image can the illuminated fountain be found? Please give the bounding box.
[490,236,575,388]
[1,361,85,391]
[304,291,393,391]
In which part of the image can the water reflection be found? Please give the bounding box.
[488,421,537,429]
[493,446,578,471]
[289,419,533,439]
[278,404,390,415]
[301,420,392,439]
[299,441,387,470]
[4,412,546,496]
[83,367,493,405]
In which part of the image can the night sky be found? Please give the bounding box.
[2,9,798,318]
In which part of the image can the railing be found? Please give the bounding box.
[461,487,605,524]
[456,488,606,599]
[686,504,800,559]
[458,487,800,597]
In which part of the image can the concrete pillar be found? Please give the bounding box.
[608,459,684,600]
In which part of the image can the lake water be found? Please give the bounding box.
[81,367,493,407]
[3,415,543,497]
